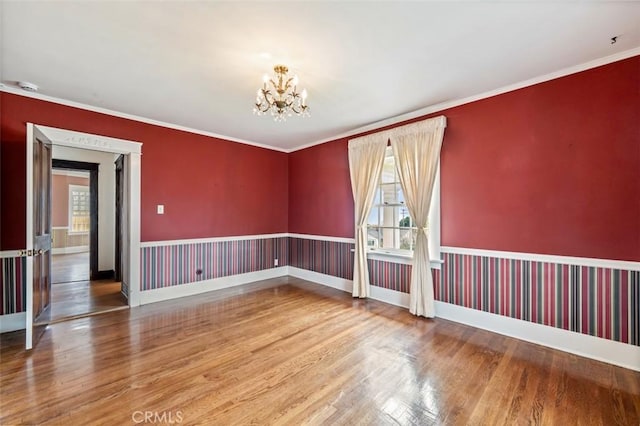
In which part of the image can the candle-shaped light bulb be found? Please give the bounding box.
[292,75,299,87]
[301,89,308,105]
[262,74,269,89]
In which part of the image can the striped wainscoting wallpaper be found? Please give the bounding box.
[368,259,411,293]
[368,259,442,295]
[1,257,26,315]
[289,237,354,279]
[287,237,639,347]
[437,253,639,346]
[140,237,289,291]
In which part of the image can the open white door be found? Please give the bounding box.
[25,123,53,350]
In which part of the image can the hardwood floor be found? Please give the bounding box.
[52,252,89,284]
[1,277,639,425]
[49,280,128,323]
[49,252,127,322]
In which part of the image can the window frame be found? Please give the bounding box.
[366,148,442,269]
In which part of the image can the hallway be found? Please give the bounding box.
[50,253,127,322]
[52,252,89,284]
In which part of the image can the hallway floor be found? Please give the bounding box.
[50,252,127,322]
[52,252,89,283]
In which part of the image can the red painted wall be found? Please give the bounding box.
[51,174,89,227]
[3,57,638,261]
[288,139,354,238]
[288,57,640,261]
[0,93,288,249]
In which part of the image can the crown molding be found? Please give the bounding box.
[0,86,289,153]
[2,47,638,154]
[287,47,640,153]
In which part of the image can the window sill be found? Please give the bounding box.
[351,248,443,269]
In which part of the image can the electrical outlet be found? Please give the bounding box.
[274,259,278,266]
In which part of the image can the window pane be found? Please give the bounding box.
[380,182,396,204]
[381,148,395,183]
[380,227,399,249]
[398,207,411,228]
[367,227,380,248]
[366,145,436,253]
[397,188,405,205]
[372,187,381,207]
[367,207,379,227]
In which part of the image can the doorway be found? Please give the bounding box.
[51,161,97,282]
[25,124,142,349]
[49,158,126,322]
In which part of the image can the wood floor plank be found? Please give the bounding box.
[1,276,639,425]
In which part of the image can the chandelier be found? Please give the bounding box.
[254,65,309,121]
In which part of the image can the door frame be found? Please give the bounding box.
[29,124,143,308]
[52,159,99,281]
[114,155,124,282]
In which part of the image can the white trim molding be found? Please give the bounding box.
[288,266,353,293]
[141,233,352,248]
[0,313,26,333]
[140,233,290,248]
[139,266,288,305]
[0,250,22,259]
[288,233,355,244]
[441,246,640,271]
[37,125,142,155]
[288,267,640,372]
[365,249,444,269]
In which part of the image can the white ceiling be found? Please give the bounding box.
[1,2,639,151]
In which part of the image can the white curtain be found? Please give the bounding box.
[348,133,388,298]
[390,116,446,317]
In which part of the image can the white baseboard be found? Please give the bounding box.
[139,266,289,305]
[0,312,26,333]
[288,267,640,372]
[287,266,414,309]
[370,285,411,308]
[288,266,353,293]
[52,246,89,255]
[434,301,640,372]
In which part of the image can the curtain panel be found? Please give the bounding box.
[390,116,446,317]
[347,133,388,298]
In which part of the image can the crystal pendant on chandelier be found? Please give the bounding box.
[253,65,309,121]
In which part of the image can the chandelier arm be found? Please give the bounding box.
[255,101,271,113]
[284,77,296,92]
[262,89,275,105]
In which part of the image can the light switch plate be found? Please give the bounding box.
[157,205,164,214]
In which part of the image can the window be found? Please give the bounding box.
[367,146,440,260]
[69,184,90,233]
